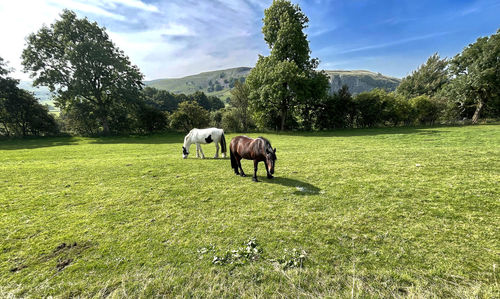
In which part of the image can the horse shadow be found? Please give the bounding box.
[262,176,321,195]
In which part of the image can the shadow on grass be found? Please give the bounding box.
[262,176,321,195]
[0,136,80,150]
[0,126,454,150]
[273,126,445,138]
[88,132,184,145]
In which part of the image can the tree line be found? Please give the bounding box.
[1,2,498,137]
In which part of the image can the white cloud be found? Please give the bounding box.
[0,0,270,81]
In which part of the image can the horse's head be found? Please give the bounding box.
[182,146,189,159]
[265,147,277,174]
[182,132,192,159]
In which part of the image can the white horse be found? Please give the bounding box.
[182,128,227,159]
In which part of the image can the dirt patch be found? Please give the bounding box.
[53,242,78,253]
[56,259,73,271]
[9,264,27,273]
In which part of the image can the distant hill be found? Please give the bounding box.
[325,70,401,95]
[145,67,251,101]
[145,67,400,99]
[18,81,58,111]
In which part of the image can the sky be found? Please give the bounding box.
[0,0,499,81]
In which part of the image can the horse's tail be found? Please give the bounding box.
[230,146,237,170]
[220,132,227,155]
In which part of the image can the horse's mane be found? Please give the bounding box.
[257,136,271,144]
[258,136,274,153]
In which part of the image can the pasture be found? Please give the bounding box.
[1,125,499,297]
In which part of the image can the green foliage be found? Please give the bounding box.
[409,95,441,125]
[135,104,168,134]
[396,53,449,98]
[247,0,329,131]
[448,29,500,123]
[314,85,355,129]
[353,89,385,127]
[142,87,184,112]
[58,100,100,135]
[170,101,210,132]
[229,81,252,131]
[273,248,307,270]
[0,57,58,137]
[22,10,144,134]
[212,238,262,266]
[220,108,243,132]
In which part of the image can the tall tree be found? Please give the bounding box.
[448,29,500,123]
[22,10,143,134]
[396,53,449,98]
[246,0,329,131]
[229,80,251,131]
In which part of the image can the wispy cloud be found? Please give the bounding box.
[337,31,451,54]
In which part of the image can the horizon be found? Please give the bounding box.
[1,0,499,81]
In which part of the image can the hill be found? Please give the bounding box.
[325,70,401,95]
[145,67,251,101]
[18,81,57,111]
[145,67,401,99]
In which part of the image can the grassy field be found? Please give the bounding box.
[0,125,499,297]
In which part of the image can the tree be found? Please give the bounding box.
[230,80,251,131]
[170,101,210,132]
[448,29,500,123]
[396,53,449,98]
[22,10,144,134]
[409,95,440,125]
[0,57,58,137]
[314,85,355,129]
[246,0,329,130]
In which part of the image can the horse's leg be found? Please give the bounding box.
[196,143,200,158]
[214,141,219,158]
[265,162,273,179]
[252,160,259,182]
[238,157,246,177]
[199,144,205,159]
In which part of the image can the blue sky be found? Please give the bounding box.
[0,0,499,80]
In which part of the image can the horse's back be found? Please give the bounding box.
[230,136,265,160]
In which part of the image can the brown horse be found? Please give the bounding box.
[230,136,277,182]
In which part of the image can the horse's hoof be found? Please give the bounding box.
[267,175,274,179]
[252,177,259,182]
[234,172,240,175]
[240,173,246,177]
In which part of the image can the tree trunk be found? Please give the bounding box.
[471,99,484,124]
[101,117,110,135]
[280,107,287,131]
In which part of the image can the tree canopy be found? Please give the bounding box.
[247,0,329,131]
[396,53,449,98]
[448,29,500,123]
[22,10,144,134]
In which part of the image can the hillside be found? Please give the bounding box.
[145,67,401,99]
[18,81,57,111]
[325,70,401,95]
[146,67,251,101]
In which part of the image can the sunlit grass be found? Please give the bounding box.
[1,125,499,297]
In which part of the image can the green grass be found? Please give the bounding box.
[1,125,499,297]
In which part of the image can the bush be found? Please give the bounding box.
[170,101,210,132]
[136,104,168,133]
[220,108,242,132]
[409,95,440,125]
